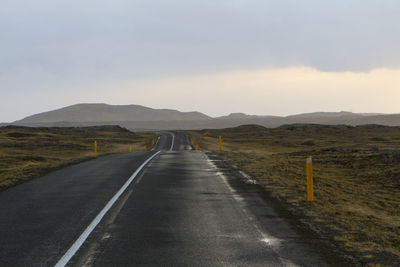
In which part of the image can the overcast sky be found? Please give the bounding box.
[1,0,400,122]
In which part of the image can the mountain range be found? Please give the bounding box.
[8,103,400,130]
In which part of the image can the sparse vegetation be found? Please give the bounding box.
[190,124,400,265]
[0,126,156,190]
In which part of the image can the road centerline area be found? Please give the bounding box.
[70,132,328,266]
[55,151,161,267]
[0,131,331,266]
[169,132,175,151]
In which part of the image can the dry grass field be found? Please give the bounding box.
[0,126,156,190]
[190,124,400,265]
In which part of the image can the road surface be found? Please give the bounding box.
[0,132,331,266]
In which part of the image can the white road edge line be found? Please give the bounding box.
[55,151,161,267]
[204,154,294,266]
[169,132,175,151]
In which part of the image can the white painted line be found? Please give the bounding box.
[204,154,294,266]
[185,135,193,150]
[169,132,175,151]
[55,151,161,267]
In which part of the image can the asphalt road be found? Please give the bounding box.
[0,131,330,266]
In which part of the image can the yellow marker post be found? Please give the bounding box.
[129,144,132,153]
[152,139,155,146]
[94,141,98,157]
[144,145,147,152]
[195,144,199,151]
[306,156,314,201]
[219,136,223,152]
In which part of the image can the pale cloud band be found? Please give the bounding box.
[98,67,400,116]
[3,67,398,122]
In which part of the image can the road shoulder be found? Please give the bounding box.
[205,151,357,266]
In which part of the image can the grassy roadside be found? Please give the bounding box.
[189,124,400,266]
[0,125,156,190]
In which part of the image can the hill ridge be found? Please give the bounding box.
[16,103,211,124]
[10,103,400,130]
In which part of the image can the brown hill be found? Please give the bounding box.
[11,104,400,130]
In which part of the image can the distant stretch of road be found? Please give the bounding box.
[0,132,329,266]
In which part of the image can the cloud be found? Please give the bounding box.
[1,1,400,121]
[89,66,400,116]
[1,66,399,121]
[1,0,400,82]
